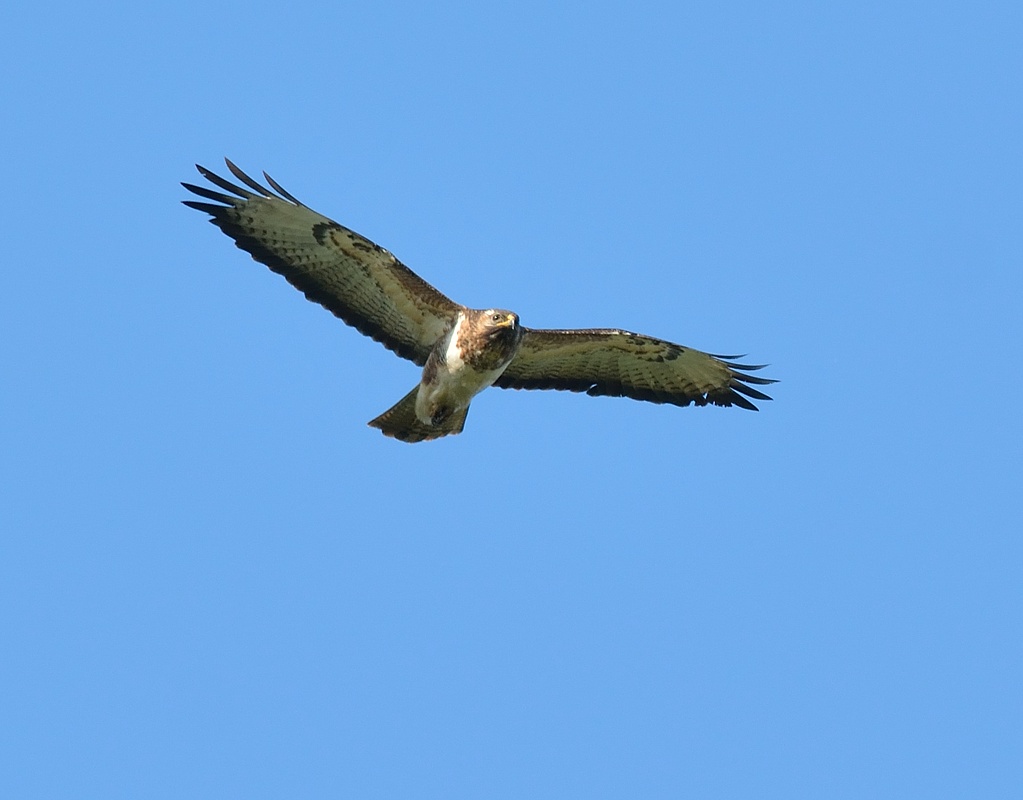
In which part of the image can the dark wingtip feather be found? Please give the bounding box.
[727,362,769,372]
[727,391,760,411]
[181,200,227,214]
[181,182,237,205]
[225,158,275,198]
[714,354,775,374]
[731,367,778,386]
[264,171,303,205]
[736,373,778,386]
[194,164,254,199]
[731,381,773,402]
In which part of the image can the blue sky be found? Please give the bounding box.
[2,1,1021,797]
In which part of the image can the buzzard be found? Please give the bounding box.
[183,160,775,442]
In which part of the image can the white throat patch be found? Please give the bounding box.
[444,311,466,371]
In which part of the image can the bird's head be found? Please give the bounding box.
[482,309,519,333]
[475,308,522,355]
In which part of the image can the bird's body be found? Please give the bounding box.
[418,309,522,424]
[369,308,523,442]
[183,160,775,442]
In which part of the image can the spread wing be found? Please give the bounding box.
[495,328,776,410]
[182,159,460,365]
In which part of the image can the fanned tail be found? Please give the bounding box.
[367,386,469,443]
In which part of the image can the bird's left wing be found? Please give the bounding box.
[495,328,776,409]
[183,160,459,365]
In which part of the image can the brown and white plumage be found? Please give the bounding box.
[497,329,772,411]
[183,160,775,442]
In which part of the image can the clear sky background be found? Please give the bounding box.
[2,2,1021,798]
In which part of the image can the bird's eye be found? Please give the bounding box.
[492,313,502,322]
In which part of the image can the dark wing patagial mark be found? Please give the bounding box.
[495,328,776,410]
[182,159,460,366]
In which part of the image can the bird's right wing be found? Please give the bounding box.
[183,160,460,365]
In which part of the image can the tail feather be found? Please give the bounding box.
[367,386,470,443]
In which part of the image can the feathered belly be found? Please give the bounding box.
[415,359,508,425]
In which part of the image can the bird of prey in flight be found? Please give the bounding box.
[183,160,775,442]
